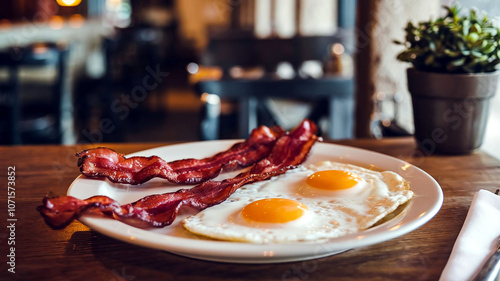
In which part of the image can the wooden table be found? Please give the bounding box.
[1,137,499,281]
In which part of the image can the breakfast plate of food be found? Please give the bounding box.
[38,120,442,263]
[65,142,442,263]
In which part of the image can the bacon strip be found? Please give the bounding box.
[38,119,319,229]
[77,125,285,185]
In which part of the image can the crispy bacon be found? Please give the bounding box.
[77,125,285,185]
[38,119,319,229]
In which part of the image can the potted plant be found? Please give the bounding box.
[395,4,500,154]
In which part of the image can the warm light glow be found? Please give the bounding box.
[376,91,386,101]
[332,43,345,55]
[188,66,223,84]
[49,16,65,30]
[69,14,85,28]
[382,120,391,127]
[107,0,123,10]
[56,0,82,6]
[201,93,220,105]
[0,19,12,30]
[32,44,49,55]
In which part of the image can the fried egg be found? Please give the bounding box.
[182,161,413,243]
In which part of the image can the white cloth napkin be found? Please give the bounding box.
[440,189,500,281]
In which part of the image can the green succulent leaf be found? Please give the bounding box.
[424,54,435,65]
[450,57,466,66]
[482,43,496,54]
[466,32,479,44]
[472,23,482,34]
[444,49,461,57]
[483,27,498,36]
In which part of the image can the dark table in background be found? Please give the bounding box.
[1,137,499,280]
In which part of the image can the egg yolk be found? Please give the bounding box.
[241,198,308,224]
[306,170,362,190]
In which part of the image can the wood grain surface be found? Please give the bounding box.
[1,138,499,281]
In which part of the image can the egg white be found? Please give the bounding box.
[182,161,414,244]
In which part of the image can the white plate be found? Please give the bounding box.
[68,141,443,263]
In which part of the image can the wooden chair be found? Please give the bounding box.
[197,74,354,139]
[0,43,69,144]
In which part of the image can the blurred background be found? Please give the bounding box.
[0,0,498,146]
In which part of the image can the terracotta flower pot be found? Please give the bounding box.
[407,68,500,154]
